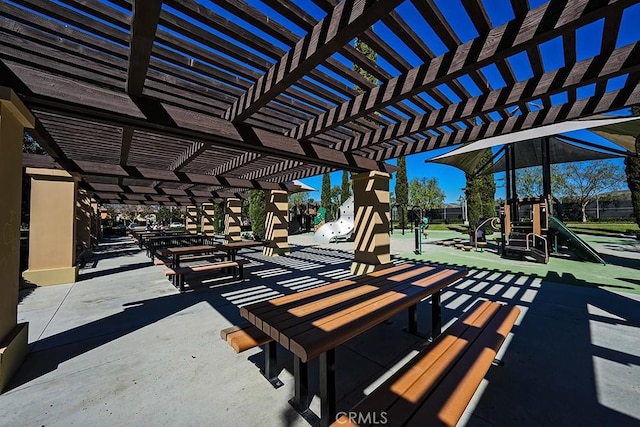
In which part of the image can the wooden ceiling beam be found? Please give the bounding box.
[371,85,640,160]
[292,0,634,140]
[225,0,403,123]
[338,42,640,152]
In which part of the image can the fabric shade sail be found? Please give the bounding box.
[426,115,637,175]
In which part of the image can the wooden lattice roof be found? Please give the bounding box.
[3,0,640,205]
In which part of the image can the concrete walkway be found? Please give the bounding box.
[2,234,639,426]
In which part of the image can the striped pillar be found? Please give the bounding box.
[224,198,242,243]
[186,205,198,234]
[263,190,290,256]
[350,171,393,275]
[0,88,33,392]
[76,189,93,252]
[91,200,101,244]
[201,203,216,236]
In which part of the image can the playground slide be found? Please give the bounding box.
[314,197,355,244]
[548,216,606,265]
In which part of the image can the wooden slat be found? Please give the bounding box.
[292,0,632,140]
[339,41,639,152]
[225,0,404,123]
[284,269,466,362]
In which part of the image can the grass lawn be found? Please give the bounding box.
[566,222,639,237]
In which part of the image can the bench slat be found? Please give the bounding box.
[220,324,272,353]
[332,301,520,427]
[406,305,520,427]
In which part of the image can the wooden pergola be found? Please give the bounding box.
[2,0,639,205]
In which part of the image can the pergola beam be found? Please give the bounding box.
[224,0,404,123]
[341,41,640,152]
[126,0,162,96]
[291,0,635,140]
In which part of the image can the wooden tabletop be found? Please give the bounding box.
[241,263,467,362]
[218,241,264,250]
[164,245,218,255]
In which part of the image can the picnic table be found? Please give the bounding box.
[164,245,219,286]
[217,240,264,260]
[240,262,467,426]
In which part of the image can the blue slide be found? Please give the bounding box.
[548,216,606,265]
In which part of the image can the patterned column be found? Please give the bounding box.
[76,189,93,253]
[224,198,242,243]
[201,203,216,236]
[186,205,198,234]
[0,88,33,392]
[350,171,392,275]
[22,168,81,286]
[263,190,290,256]
[91,200,101,244]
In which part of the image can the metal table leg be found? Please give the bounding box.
[289,356,312,415]
[408,304,418,334]
[319,349,336,427]
[432,289,442,338]
[263,341,283,388]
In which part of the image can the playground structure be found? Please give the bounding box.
[498,139,607,265]
[313,197,355,244]
[428,132,621,265]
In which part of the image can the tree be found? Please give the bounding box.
[353,38,378,93]
[625,105,640,229]
[321,173,333,221]
[395,157,408,226]
[409,177,445,211]
[465,149,496,226]
[516,165,566,198]
[213,202,224,232]
[248,190,266,240]
[289,191,310,213]
[559,160,626,222]
[340,171,351,203]
[23,133,46,154]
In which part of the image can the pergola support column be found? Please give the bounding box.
[224,198,243,243]
[263,190,290,256]
[76,189,93,254]
[350,171,392,275]
[0,88,34,393]
[186,205,198,234]
[201,203,215,236]
[91,200,101,244]
[22,168,81,286]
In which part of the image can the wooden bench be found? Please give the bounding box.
[165,259,250,292]
[332,300,519,427]
[463,245,473,251]
[154,252,227,266]
[220,323,273,353]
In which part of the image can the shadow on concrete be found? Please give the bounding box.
[10,243,640,426]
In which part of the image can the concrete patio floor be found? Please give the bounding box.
[2,233,639,426]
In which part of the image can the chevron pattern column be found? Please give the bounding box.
[186,205,198,234]
[201,203,215,236]
[224,198,242,243]
[350,171,392,275]
[263,190,290,256]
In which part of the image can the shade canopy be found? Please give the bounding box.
[427,115,637,175]
[589,119,640,152]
